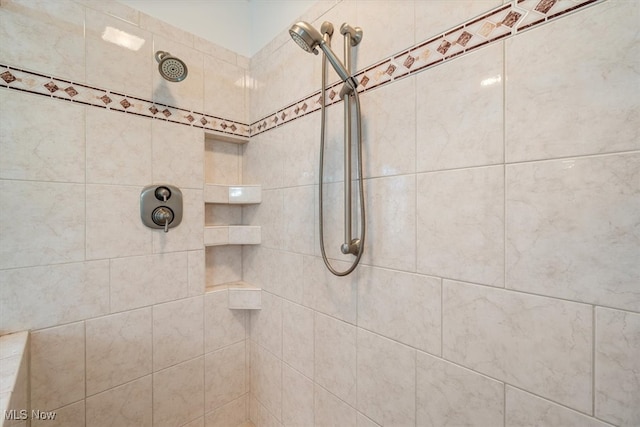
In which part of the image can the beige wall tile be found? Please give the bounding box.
[0,91,85,182]
[205,341,246,412]
[0,181,85,270]
[282,365,313,427]
[415,0,502,42]
[417,166,504,287]
[282,301,314,379]
[153,357,205,427]
[0,261,108,334]
[85,376,152,427]
[204,395,247,427]
[30,322,85,411]
[249,292,282,358]
[86,308,152,395]
[356,329,416,426]
[314,385,356,427]
[151,120,204,190]
[358,266,441,354]
[443,280,592,413]
[153,296,204,371]
[250,342,282,422]
[417,352,504,427]
[204,55,246,123]
[595,308,640,426]
[32,400,85,427]
[505,1,639,162]
[204,290,246,353]
[506,153,640,312]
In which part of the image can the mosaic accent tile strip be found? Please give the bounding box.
[0,65,250,139]
[1,0,601,139]
[249,0,603,136]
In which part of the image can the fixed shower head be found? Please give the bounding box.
[155,51,188,82]
[289,21,358,91]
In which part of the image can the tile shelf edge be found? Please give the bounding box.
[204,225,261,246]
[206,281,262,310]
[204,184,262,204]
[204,131,248,145]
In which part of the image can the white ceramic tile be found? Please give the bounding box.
[85,9,153,100]
[0,261,109,334]
[417,351,504,427]
[282,365,314,427]
[0,180,84,269]
[358,266,441,354]
[355,0,415,70]
[86,106,152,186]
[86,308,152,395]
[506,386,610,427]
[417,166,504,287]
[356,329,416,426]
[204,395,247,427]
[242,128,284,190]
[282,185,315,255]
[282,301,314,379]
[250,342,282,422]
[302,256,358,325]
[506,153,640,311]
[228,287,262,310]
[152,119,204,190]
[30,322,84,411]
[205,341,246,412]
[361,76,416,177]
[249,291,282,358]
[85,376,152,427]
[243,189,283,249]
[415,0,502,42]
[0,0,85,82]
[0,90,85,182]
[153,357,205,427]
[314,385,356,427]
[204,138,241,186]
[153,296,204,371]
[86,184,151,260]
[204,290,246,352]
[31,400,85,427]
[281,113,319,187]
[204,55,246,123]
[152,34,204,112]
[188,249,206,296]
[595,307,640,427]
[416,42,503,172]
[110,251,189,312]
[153,188,204,252]
[505,1,640,162]
[443,280,593,413]
[314,312,357,406]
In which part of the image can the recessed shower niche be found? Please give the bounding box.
[203,132,261,309]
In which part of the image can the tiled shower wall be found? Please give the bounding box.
[1,0,251,426]
[244,0,639,426]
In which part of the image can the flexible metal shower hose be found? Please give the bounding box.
[318,53,366,277]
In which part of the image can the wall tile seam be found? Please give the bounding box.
[248,0,606,135]
[83,373,153,400]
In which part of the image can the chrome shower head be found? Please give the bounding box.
[155,51,188,82]
[289,21,358,90]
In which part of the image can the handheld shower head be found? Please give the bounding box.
[155,51,188,82]
[289,21,358,91]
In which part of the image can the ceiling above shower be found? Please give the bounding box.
[116,0,317,57]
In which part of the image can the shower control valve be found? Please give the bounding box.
[140,184,183,233]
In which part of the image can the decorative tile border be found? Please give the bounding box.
[250,0,603,136]
[1,0,602,140]
[0,65,250,139]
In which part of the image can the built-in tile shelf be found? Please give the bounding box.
[0,331,29,425]
[204,184,262,204]
[206,281,261,310]
[204,131,248,145]
[204,226,261,246]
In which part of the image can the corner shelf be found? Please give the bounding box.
[204,184,262,204]
[204,225,261,246]
[206,281,261,310]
